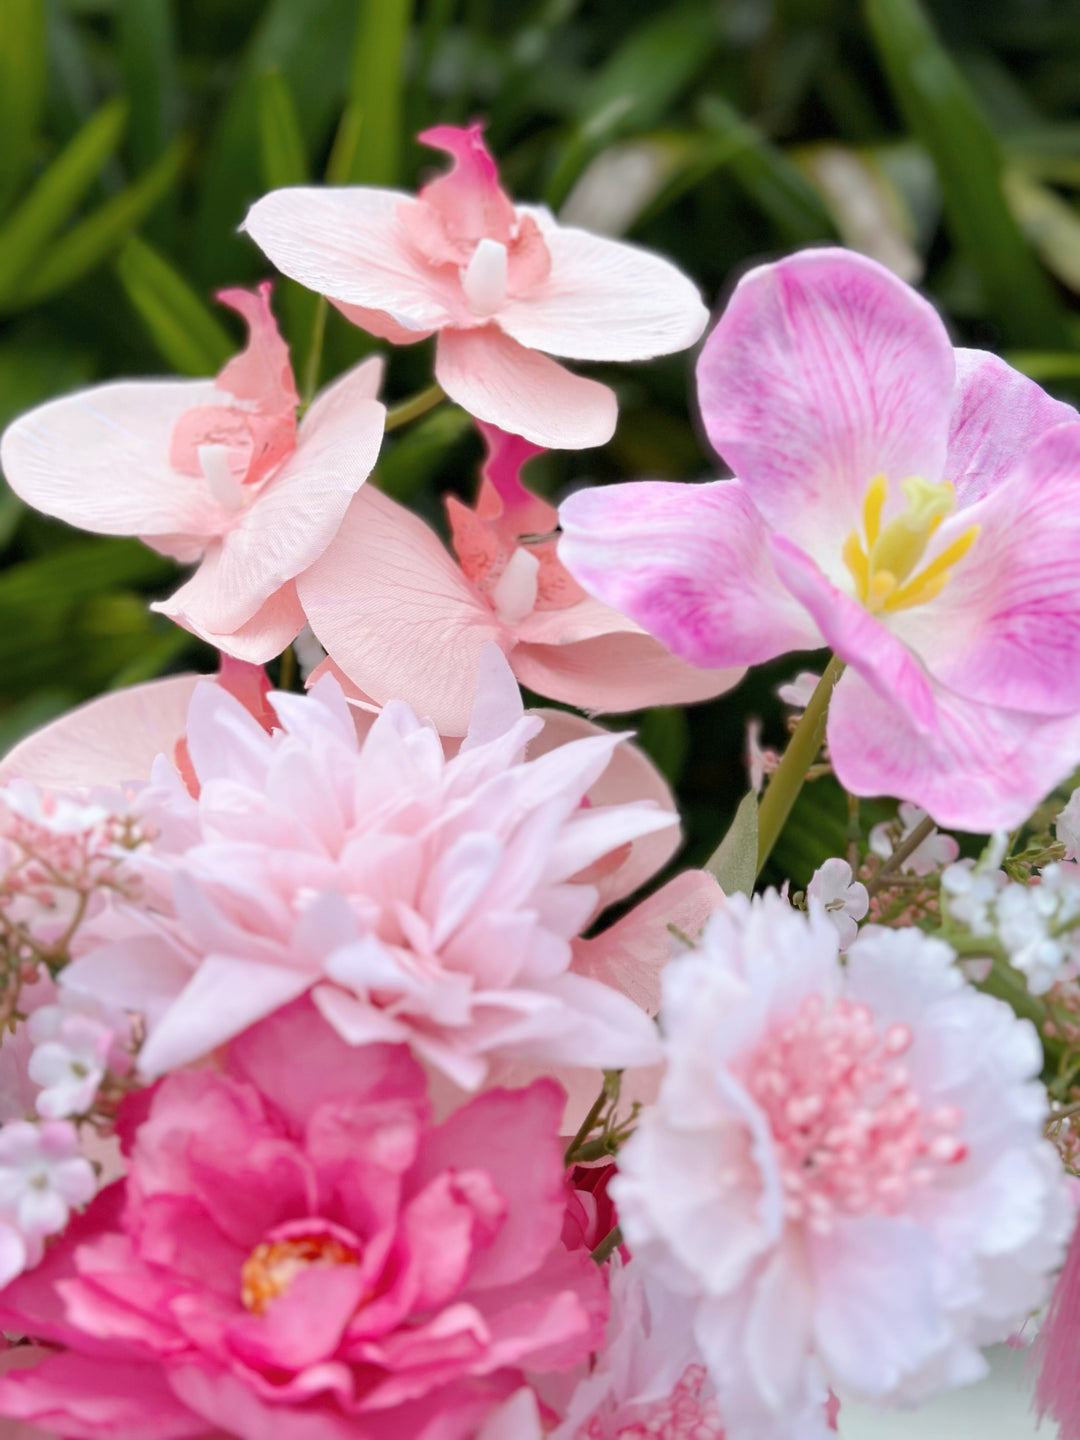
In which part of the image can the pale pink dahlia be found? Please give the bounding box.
[559,248,1080,829]
[0,285,385,661]
[0,1001,607,1440]
[612,894,1071,1437]
[243,124,708,449]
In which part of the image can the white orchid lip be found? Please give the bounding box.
[462,237,509,317]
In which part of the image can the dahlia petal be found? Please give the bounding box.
[0,380,227,537]
[242,187,459,333]
[558,479,821,669]
[696,248,955,551]
[460,644,525,752]
[946,348,1077,506]
[297,485,503,737]
[435,327,617,450]
[497,225,708,361]
[62,936,194,1033]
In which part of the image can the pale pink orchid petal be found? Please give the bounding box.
[214,282,299,412]
[497,223,709,361]
[0,380,227,538]
[946,347,1077,506]
[434,326,617,450]
[298,353,384,431]
[558,479,820,669]
[696,246,955,552]
[512,631,741,713]
[297,485,504,737]
[155,573,305,665]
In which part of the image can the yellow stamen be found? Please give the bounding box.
[862,474,887,549]
[883,525,981,612]
[841,531,869,596]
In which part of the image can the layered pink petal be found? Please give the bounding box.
[497,223,708,361]
[0,381,228,538]
[214,283,298,413]
[435,327,616,450]
[696,248,955,555]
[896,422,1080,715]
[558,479,820,669]
[242,187,459,333]
[0,1352,207,1439]
[0,675,198,788]
[827,667,1080,831]
[512,631,740,713]
[155,576,304,664]
[297,485,503,737]
[946,348,1077,506]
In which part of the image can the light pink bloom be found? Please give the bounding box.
[299,422,740,735]
[869,802,959,876]
[0,285,385,662]
[26,992,130,1120]
[1058,789,1080,861]
[61,650,675,1091]
[243,124,708,449]
[559,248,1080,830]
[0,1120,94,1246]
[806,859,868,950]
[612,895,1071,1436]
[777,673,821,710]
[0,1001,607,1440]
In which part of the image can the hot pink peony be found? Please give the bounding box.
[243,124,708,449]
[0,286,385,662]
[299,423,740,735]
[558,248,1080,829]
[0,1000,608,1440]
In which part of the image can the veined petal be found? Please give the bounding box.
[435,327,617,450]
[300,354,384,434]
[297,486,503,738]
[1,379,229,537]
[155,571,305,664]
[497,224,708,361]
[558,479,821,670]
[512,631,741,713]
[697,248,955,555]
[242,186,459,332]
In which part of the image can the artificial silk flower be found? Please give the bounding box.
[299,422,740,735]
[558,248,1080,830]
[868,802,959,876]
[0,285,385,662]
[805,858,867,950]
[0,1001,607,1440]
[612,894,1071,1437]
[243,124,708,449]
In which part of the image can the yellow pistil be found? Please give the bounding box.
[842,474,979,615]
[240,1233,358,1315]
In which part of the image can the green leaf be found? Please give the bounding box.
[0,689,73,759]
[344,0,414,186]
[9,137,185,310]
[118,0,178,178]
[635,706,690,787]
[1002,168,1080,294]
[0,96,128,300]
[864,0,1071,349]
[378,406,474,502]
[1001,351,1080,382]
[705,790,759,898]
[257,69,308,190]
[0,0,46,214]
[115,234,233,376]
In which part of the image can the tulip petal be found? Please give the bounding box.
[497,222,708,361]
[558,479,820,670]
[435,327,616,450]
[697,248,954,556]
[0,380,228,537]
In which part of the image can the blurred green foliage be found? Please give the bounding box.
[3,0,1080,880]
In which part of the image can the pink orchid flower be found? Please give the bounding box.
[559,248,1080,830]
[299,422,740,736]
[242,124,708,449]
[0,285,385,662]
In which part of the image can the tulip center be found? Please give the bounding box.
[240,1232,358,1315]
[841,474,979,614]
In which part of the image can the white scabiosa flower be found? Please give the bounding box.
[612,894,1071,1438]
[806,858,868,950]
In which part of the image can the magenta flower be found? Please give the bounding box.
[0,285,385,662]
[559,248,1080,829]
[243,125,708,449]
[0,1001,607,1440]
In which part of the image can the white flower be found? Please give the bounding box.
[806,858,868,950]
[1057,789,1080,861]
[0,1119,95,1237]
[776,673,821,710]
[869,802,958,876]
[942,858,1080,995]
[27,993,128,1118]
[612,895,1071,1438]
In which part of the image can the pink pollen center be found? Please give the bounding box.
[746,994,965,1231]
[585,1365,725,1440]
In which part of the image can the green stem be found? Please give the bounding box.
[301,296,328,407]
[384,382,444,432]
[756,654,845,875]
[591,1225,622,1265]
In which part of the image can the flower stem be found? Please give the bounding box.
[866,814,936,896]
[301,296,329,408]
[591,1225,622,1265]
[756,654,845,876]
[384,382,445,432]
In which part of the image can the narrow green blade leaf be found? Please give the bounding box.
[0,96,128,299]
[705,790,759,898]
[257,69,309,190]
[864,0,1071,349]
[378,406,473,502]
[115,234,233,376]
[11,137,185,310]
[344,0,414,185]
[118,0,178,176]
[0,0,46,213]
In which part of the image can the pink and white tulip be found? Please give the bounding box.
[559,248,1080,830]
[243,124,708,449]
[0,285,385,662]
[300,423,740,735]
